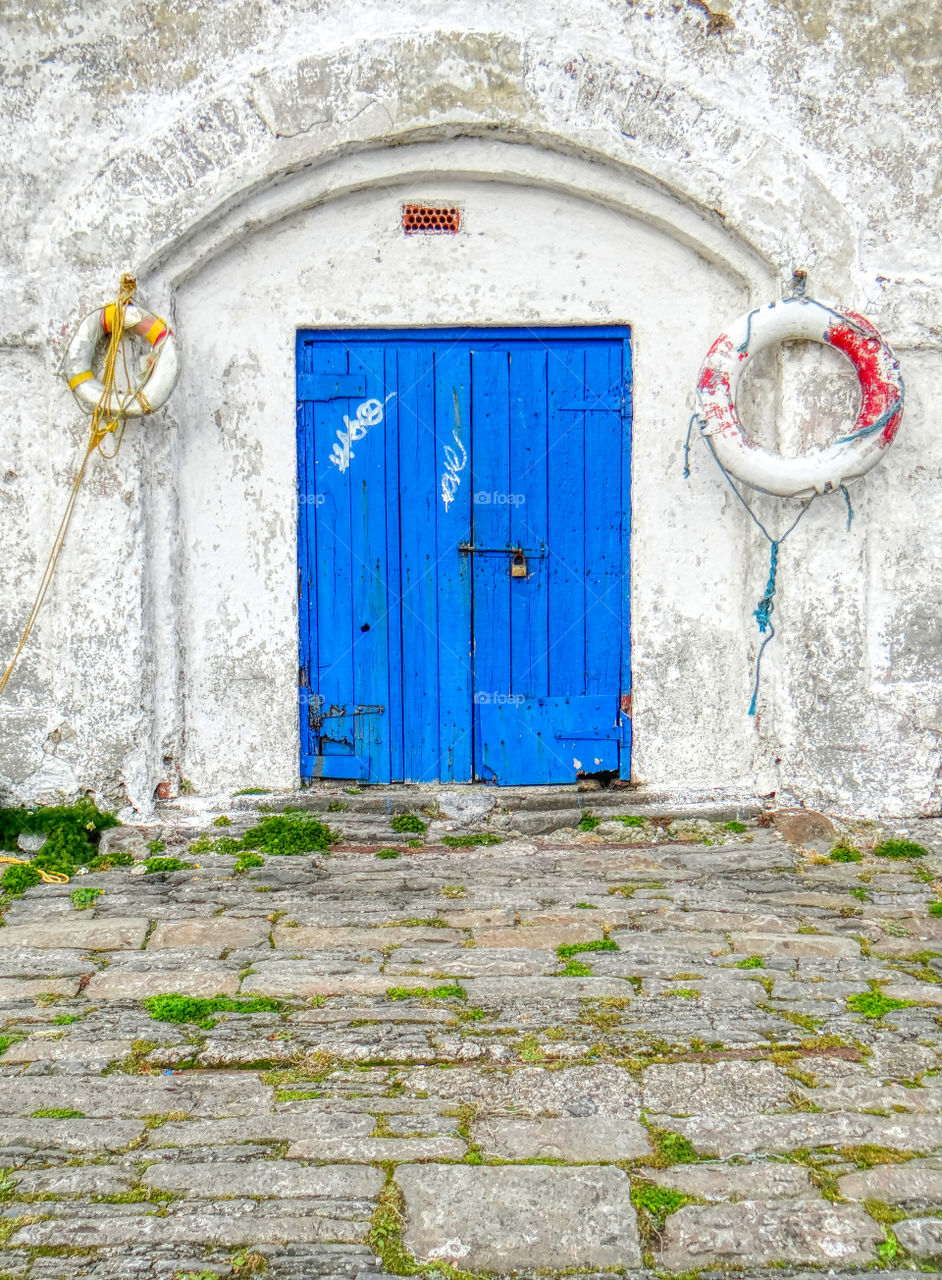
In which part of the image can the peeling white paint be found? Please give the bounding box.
[0,3,938,817]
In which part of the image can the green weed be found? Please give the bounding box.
[386,984,467,1001]
[577,813,600,831]
[557,939,619,958]
[440,833,503,848]
[847,990,915,1019]
[143,993,285,1028]
[375,848,401,859]
[736,955,765,969]
[873,838,929,860]
[70,887,102,910]
[144,857,194,874]
[391,813,427,834]
[31,1108,84,1119]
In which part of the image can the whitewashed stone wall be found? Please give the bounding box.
[0,0,938,817]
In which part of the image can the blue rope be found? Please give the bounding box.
[683,415,837,716]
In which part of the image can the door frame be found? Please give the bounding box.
[296,325,633,783]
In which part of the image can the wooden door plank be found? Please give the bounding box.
[583,341,623,697]
[434,344,474,781]
[398,345,441,781]
[546,345,587,700]
[508,344,549,699]
[470,347,512,780]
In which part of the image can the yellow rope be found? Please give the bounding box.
[0,856,69,885]
[0,273,148,698]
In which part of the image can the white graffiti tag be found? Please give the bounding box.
[328,396,390,473]
[440,389,468,510]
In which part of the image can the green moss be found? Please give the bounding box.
[616,815,646,827]
[575,901,598,909]
[144,857,194,874]
[0,1035,23,1057]
[929,902,942,917]
[146,839,166,854]
[631,1181,691,1224]
[70,887,102,910]
[577,812,601,831]
[391,813,427,834]
[439,833,503,848]
[647,1127,701,1166]
[735,955,765,969]
[212,815,232,827]
[608,884,636,898]
[723,820,747,833]
[453,1006,487,1022]
[872,838,929,859]
[556,939,619,959]
[375,848,401,859]
[666,988,700,999]
[143,993,285,1028]
[847,990,915,1019]
[52,1014,79,1025]
[1,863,40,896]
[0,801,119,870]
[30,1108,84,1118]
[386,984,467,1001]
[840,1145,918,1169]
[240,813,339,856]
[557,960,593,977]
[232,788,270,796]
[233,852,265,874]
[440,885,466,898]
[830,846,863,862]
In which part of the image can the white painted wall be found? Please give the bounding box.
[1,2,939,816]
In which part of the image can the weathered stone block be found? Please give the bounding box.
[0,1119,144,1152]
[659,1199,881,1269]
[894,1217,942,1260]
[286,1136,465,1161]
[838,1158,942,1207]
[644,1162,815,1200]
[144,1160,384,1199]
[642,1061,792,1116]
[474,924,603,949]
[472,1115,650,1161]
[397,1164,640,1269]
[85,968,240,999]
[0,919,150,950]
[730,932,861,958]
[148,918,270,950]
[149,1113,374,1146]
[0,976,79,1000]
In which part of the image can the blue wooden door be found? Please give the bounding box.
[297,328,631,784]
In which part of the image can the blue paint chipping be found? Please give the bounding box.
[297,327,632,784]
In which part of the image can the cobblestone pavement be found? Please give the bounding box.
[3,794,942,1278]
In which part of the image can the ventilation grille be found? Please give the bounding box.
[402,204,461,235]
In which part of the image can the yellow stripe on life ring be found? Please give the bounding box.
[144,318,168,346]
[68,370,94,390]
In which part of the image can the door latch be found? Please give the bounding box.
[510,551,528,578]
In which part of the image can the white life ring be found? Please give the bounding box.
[696,298,904,498]
[61,303,180,418]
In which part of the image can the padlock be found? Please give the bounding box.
[510,551,528,578]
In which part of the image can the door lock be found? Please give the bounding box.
[510,551,528,578]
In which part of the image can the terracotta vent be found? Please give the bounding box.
[402,204,461,234]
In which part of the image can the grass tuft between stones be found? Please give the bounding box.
[386,983,467,1002]
[369,1175,481,1280]
[556,939,619,959]
[846,990,915,1019]
[30,1108,85,1119]
[872,838,929,859]
[143,993,286,1029]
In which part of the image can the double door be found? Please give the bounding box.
[297,327,631,784]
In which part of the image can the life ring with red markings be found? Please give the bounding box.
[695,298,904,499]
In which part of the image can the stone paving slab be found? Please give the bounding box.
[659,1200,883,1269]
[1,813,941,1277]
[397,1164,641,1269]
